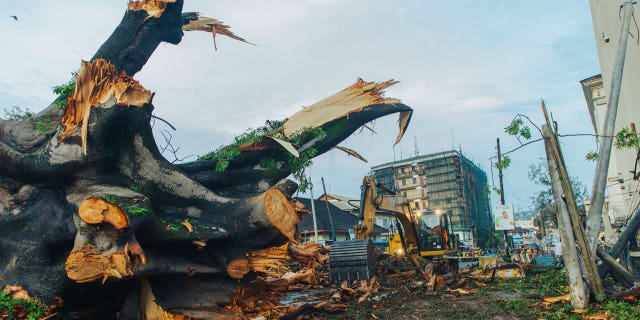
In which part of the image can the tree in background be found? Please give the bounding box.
[528,161,588,232]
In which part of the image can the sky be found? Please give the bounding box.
[0,1,601,213]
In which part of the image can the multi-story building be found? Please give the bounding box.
[583,1,640,247]
[371,150,492,248]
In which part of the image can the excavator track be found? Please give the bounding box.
[329,239,376,282]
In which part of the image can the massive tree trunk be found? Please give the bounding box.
[0,1,412,318]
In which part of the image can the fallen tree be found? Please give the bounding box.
[0,1,413,318]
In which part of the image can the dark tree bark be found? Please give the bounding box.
[0,1,412,318]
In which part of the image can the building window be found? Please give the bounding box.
[415,202,420,209]
[446,198,452,204]
[403,192,407,197]
[402,179,406,186]
[412,177,417,184]
[401,167,406,173]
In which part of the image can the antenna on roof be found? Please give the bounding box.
[414,136,419,157]
[451,131,455,151]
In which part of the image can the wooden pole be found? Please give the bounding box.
[543,125,590,308]
[496,138,505,205]
[542,102,605,296]
[496,138,509,247]
[599,208,640,277]
[586,0,635,252]
[596,246,636,287]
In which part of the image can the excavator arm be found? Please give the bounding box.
[355,176,420,251]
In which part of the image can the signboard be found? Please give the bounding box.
[512,233,524,246]
[494,204,515,230]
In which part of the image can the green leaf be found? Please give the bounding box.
[505,117,531,140]
[614,127,639,150]
[505,118,523,136]
[585,151,598,161]
[495,155,511,170]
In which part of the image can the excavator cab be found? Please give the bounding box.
[416,210,457,257]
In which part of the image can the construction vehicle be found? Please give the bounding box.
[329,176,458,281]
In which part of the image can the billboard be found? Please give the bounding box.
[494,204,515,230]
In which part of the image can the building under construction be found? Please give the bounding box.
[371,150,492,248]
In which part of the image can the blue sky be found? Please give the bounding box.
[0,1,600,212]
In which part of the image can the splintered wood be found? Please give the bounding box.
[333,145,368,163]
[65,249,131,284]
[247,243,291,278]
[127,0,177,18]
[224,242,329,318]
[281,78,411,144]
[59,59,152,154]
[139,279,189,320]
[2,285,31,301]
[182,13,253,50]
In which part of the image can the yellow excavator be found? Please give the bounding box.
[329,176,458,281]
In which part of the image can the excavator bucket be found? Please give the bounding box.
[329,239,376,282]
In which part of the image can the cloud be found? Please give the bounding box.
[0,1,600,210]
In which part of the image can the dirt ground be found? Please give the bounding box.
[300,279,536,320]
[284,262,634,320]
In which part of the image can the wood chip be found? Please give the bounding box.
[181,220,193,233]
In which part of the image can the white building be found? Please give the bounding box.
[583,1,640,244]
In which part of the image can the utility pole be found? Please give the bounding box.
[542,125,590,309]
[309,182,319,242]
[496,138,505,205]
[586,0,635,252]
[496,138,508,248]
[321,177,336,241]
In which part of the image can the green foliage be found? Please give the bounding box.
[125,205,149,217]
[104,196,119,204]
[483,267,569,296]
[260,157,277,170]
[288,147,318,192]
[198,120,326,192]
[198,120,284,171]
[585,151,598,161]
[130,185,142,193]
[615,127,640,150]
[167,223,181,232]
[52,71,78,110]
[601,299,640,319]
[0,290,47,320]
[36,118,56,133]
[20,227,29,232]
[495,155,511,170]
[505,118,532,140]
[3,106,34,121]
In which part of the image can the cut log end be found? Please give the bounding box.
[264,189,300,241]
[79,197,130,229]
[227,259,250,279]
